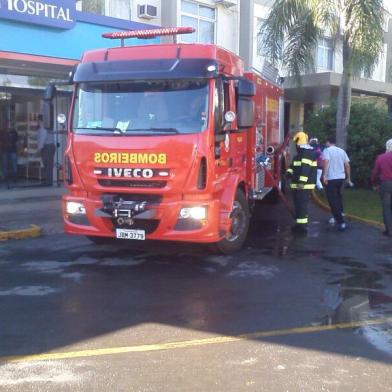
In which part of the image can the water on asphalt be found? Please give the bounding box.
[0,198,392,390]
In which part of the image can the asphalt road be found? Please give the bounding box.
[0,193,392,391]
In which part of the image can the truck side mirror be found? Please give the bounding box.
[43,101,54,130]
[237,98,255,128]
[43,83,56,130]
[44,84,57,101]
[238,78,256,97]
[69,64,78,83]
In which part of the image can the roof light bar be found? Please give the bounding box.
[102,27,195,40]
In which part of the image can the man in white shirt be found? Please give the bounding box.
[322,135,352,231]
[37,115,55,186]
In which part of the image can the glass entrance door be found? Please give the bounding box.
[0,89,71,187]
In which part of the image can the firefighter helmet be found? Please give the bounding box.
[293,131,308,145]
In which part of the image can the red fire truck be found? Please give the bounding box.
[44,27,287,253]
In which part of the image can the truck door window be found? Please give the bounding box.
[214,78,224,133]
[223,81,230,113]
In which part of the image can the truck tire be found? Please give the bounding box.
[216,189,250,254]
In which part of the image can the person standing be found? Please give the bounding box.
[371,139,392,237]
[286,131,318,233]
[37,114,55,186]
[4,128,18,186]
[322,135,352,231]
[309,137,323,190]
[0,129,6,183]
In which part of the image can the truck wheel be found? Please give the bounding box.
[216,190,250,254]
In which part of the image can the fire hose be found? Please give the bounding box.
[262,133,295,218]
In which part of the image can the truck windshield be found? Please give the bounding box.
[72,79,209,135]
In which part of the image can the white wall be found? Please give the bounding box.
[384,1,392,15]
[252,3,271,72]
[333,40,343,74]
[175,0,239,54]
[76,0,162,25]
[131,0,162,26]
[215,2,239,54]
[368,43,387,82]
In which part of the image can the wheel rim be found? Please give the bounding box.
[226,201,246,242]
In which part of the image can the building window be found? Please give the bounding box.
[80,0,104,15]
[256,18,265,57]
[180,1,216,44]
[105,0,131,20]
[80,0,131,20]
[317,37,334,71]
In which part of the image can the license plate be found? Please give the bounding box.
[116,229,145,240]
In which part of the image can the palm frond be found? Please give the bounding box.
[259,0,309,64]
[308,0,339,33]
[345,0,384,74]
[283,9,321,80]
[259,0,337,81]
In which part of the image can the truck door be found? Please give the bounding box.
[213,78,230,179]
[213,78,246,178]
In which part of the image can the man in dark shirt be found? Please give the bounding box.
[371,138,392,237]
[4,128,18,186]
[0,130,6,182]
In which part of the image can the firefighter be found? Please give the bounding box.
[286,131,317,233]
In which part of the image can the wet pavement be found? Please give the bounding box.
[0,194,392,391]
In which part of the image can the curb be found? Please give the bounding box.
[311,190,384,229]
[0,225,42,241]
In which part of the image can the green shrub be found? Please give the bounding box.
[305,102,392,186]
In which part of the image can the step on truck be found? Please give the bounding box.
[44,27,287,253]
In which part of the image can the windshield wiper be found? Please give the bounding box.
[144,127,180,134]
[74,127,180,135]
[74,127,124,134]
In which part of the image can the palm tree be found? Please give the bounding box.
[260,0,385,148]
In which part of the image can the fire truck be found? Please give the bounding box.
[44,27,287,253]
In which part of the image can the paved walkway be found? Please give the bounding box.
[0,184,66,202]
[0,185,66,236]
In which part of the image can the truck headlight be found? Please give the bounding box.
[66,201,86,215]
[179,206,207,220]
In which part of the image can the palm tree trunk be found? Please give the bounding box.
[336,39,352,149]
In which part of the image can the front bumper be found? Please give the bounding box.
[63,194,223,243]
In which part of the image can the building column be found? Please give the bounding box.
[161,0,178,43]
[239,0,255,69]
[289,101,305,132]
[388,97,392,119]
[385,19,392,84]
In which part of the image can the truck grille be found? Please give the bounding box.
[114,219,160,234]
[98,179,167,189]
[101,193,162,203]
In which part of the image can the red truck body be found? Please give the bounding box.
[58,34,285,252]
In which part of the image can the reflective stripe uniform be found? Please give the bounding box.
[286,147,318,227]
